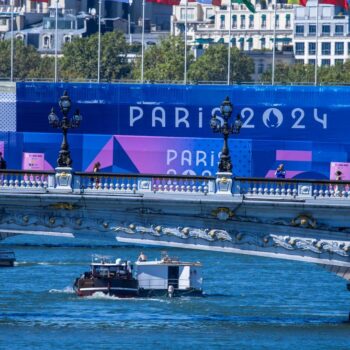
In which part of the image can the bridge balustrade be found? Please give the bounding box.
[1,169,350,198]
[0,170,53,192]
[75,172,215,195]
[234,177,350,199]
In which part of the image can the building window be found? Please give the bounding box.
[232,15,237,28]
[321,59,331,66]
[220,15,225,29]
[321,42,331,55]
[295,25,304,36]
[275,14,279,29]
[308,42,316,55]
[335,42,344,55]
[322,25,330,36]
[64,35,72,43]
[257,61,264,74]
[308,24,316,36]
[240,15,245,29]
[348,42,350,54]
[247,38,253,50]
[285,14,291,28]
[261,14,266,28]
[205,8,214,21]
[335,59,343,64]
[335,25,344,36]
[42,35,51,49]
[261,37,266,49]
[308,59,316,65]
[295,42,305,55]
[249,15,254,28]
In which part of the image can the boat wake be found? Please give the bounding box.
[49,286,75,294]
[83,292,168,303]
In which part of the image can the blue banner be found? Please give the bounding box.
[16,82,348,142]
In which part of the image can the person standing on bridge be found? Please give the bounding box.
[275,164,286,179]
[92,161,101,188]
[0,152,6,169]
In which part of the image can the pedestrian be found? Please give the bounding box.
[92,161,101,188]
[275,164,286,179]
[93,162,101,173]
[0,152,6,169]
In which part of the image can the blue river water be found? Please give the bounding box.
[1,236,350,350]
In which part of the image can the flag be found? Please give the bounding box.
[146,0,181,4]
[319,0,348,10]
[197,0,222,5]
[231,0,255,13]
[287,0,307,6]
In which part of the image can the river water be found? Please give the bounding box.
[1,236,350,349]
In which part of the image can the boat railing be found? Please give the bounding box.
[138,278,196,289]
[0,169,349,199]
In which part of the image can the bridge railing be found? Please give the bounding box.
[0,169,349,199]
[234,177,350,198]
[0,169,54,192]
[75,172,216,195]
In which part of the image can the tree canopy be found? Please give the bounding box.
[60,31,131,81]
[132,35,194,82]
[188,44,254,83]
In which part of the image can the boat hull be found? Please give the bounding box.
[74,277,139,297]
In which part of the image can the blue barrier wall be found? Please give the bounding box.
[2,82,349,178]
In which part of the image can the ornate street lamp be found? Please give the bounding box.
[210,96,242,173]
[48,91,82,167]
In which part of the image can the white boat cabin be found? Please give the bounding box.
[135,255,202,291]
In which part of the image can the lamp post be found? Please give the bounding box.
[210,96,242,173]
[48,90,82,168]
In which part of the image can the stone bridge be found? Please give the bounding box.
[1,167,350,284]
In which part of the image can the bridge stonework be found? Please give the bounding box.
[1,168,350,281]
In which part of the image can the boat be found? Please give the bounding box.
[0,250,16,267]
[73,252,203,298]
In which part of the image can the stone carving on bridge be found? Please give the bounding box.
[111,223,233,242]
[211,207,235,221]
[47,202,80,210]
[291,214,317,229]
[271,234,350,257]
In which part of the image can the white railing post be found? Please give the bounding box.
[215,172,233,195]
[51,167,73,193]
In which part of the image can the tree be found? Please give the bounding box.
[60,31,131,81]
[261,62,315,84]
[188,45,254,83]
[0,40,44,80]
[131,35,193,82]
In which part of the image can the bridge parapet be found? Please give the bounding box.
[234,176,350,199]
[0,169,349,199]
[0,169,54,193]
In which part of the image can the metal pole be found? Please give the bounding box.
[10,0,14,82]
[184,0,188,84]
[271,0,277,85]
[128,13,132,44]
[141,0,145,83]
[97,0,102,83]
[54,0,58,83]
[314,2,319,86]
[227,2,232,85]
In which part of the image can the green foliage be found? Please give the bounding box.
[261,61,350,84]
[0,40,49,80]
[60,31,131,81]
[188,44,254,83]
[132,35,193,82]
